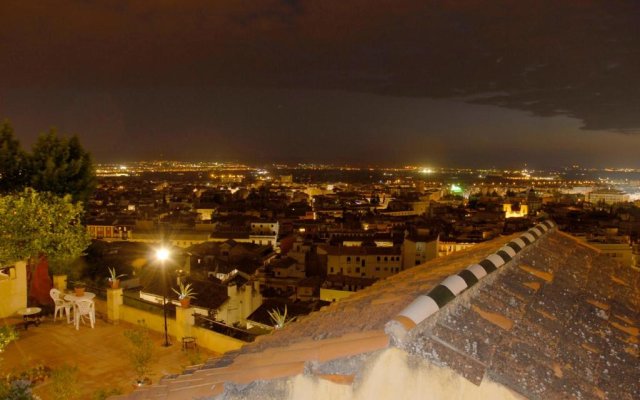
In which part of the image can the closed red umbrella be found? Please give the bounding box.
[28,255,53,306]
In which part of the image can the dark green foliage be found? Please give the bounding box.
[0,121,28,193]
[0,121,96,203]
[29,129,96,204]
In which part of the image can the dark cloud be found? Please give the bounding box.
[1,1,639,165]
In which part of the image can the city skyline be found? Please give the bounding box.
[1,1,639,168]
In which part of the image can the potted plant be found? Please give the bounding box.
[73,281,86,297]
[172,281,197,308]
[267,305,296,330]
[107,267,127,289]
[48,257,80,292]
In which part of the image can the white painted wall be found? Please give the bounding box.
[0,261,27,318]
[288,347,524,400]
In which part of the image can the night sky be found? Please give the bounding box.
[1,1,639,168]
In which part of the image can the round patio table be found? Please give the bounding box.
[64,292,96,328]
[17,307,42,330]
[64,292,96,302]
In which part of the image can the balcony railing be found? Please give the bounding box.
[122,292,176,319]
[194,315,257,342]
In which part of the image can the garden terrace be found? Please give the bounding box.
[0,302,218,400]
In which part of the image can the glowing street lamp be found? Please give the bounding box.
[155,247,171,347]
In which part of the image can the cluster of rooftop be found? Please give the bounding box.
[83,171,640,335]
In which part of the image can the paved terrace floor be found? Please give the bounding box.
[1,308,219,399]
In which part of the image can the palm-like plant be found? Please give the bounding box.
[172,281,197,300]
[268,306,295,329]
[107,267,127,282]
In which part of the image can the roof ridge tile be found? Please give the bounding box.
[386,221,557,343]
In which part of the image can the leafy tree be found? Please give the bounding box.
[0,121,28,193]
[0,188,91,272]
[29,129,96,204]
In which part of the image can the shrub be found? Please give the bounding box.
[92,387,122,400]
[48,364,79,400]
[0,326,18,353]
[124,320,154,382]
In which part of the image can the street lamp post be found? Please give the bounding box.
[156,247,171,347]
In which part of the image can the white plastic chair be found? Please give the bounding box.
[50,288,72,323]
[74,299,96,330]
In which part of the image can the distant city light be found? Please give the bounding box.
[420,168,433,174]
[450,184,462,193]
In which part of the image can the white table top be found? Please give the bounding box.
[17,307,42,316]
[64,292,96,302]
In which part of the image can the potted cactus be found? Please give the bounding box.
[172,281,197,308]
[268,305,296,330]
[107,267,127,289]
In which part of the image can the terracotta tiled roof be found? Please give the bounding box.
[119,223,640,399]
[401,229,639,399]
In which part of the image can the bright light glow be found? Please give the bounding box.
[420,168,433,174]
[450,184,462,193]
[156,248,170,262]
